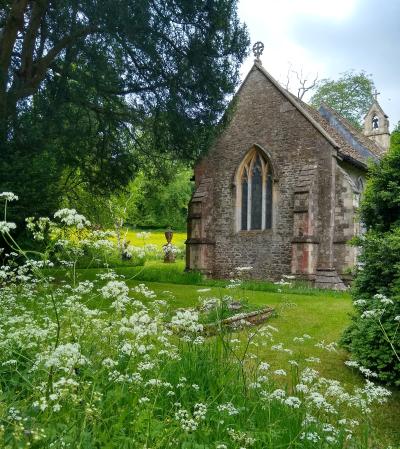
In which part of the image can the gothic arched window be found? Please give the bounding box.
[372,115,379,129]
[236,148,273,231]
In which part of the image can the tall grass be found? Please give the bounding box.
[0,200,395,448]
[89,261,350,298]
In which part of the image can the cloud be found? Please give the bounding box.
[238,0,399,128]
[291,0,400,126]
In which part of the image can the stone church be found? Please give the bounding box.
[185,46,390,289]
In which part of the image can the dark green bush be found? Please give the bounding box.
[341,230,400,385]
[341,125,400,385]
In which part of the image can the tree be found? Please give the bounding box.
[0,0,249,223]
[341,123,400,385]
[360,123,400,233]
[310,70,375,129]
[67,165,193,231]
[283,64,318,100]
[126,168,193,230]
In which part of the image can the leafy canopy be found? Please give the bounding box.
[360,123,400,232]
[310,70,375,129]
[0,0,249,221]
[68,166,193,231]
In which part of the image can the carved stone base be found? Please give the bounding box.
[315,268,347,290]
[164,254,176,263]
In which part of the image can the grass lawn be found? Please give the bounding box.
[121,228,186,248]
[67,261,400,446]
[102,260,351,297]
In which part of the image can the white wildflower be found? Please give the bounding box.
[300,432,320,443]
[295,383,309,393]
[344,360,359,368]
[217,402,239,416]
[193,403,207,420]
[102,358,118,368]
[359,366,378,378]
[0,192,18,201]
[100,281,129,299]
[171,310,203,334]
[374,293,393,305]
[361,309,383,319]
[54,208,90,229]
[305,357,321,364]
[259,362,270,371]
[300,367,319,384]
[284,396,301,408]
[268,389,286,400]
[133,283,156,298]
[226,279,242,289]
[315,340,337,352]
[0,221,16,233]
[43,343,87,372]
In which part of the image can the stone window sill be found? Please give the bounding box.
[236,229,273,235]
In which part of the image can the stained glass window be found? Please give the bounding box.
[237,148,273,231]
[241,170,248,231]
[251,156,262,229]
[265,173,273,229]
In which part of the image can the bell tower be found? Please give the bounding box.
[363,90,390,154]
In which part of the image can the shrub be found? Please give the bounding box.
[341,126,400,385]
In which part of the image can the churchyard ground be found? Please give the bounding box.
[1,221,399,448]
[65,260,400,447]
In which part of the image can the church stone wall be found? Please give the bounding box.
[186,169,215,275]
[291,165,319,278]
[333,163,361,276]
[187,66,338,282]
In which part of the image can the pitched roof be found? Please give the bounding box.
[251,62,383,169]
[302,102,381,167]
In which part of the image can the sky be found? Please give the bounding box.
[238,0,400,130]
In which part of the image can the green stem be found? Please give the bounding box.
[378,318,400,362]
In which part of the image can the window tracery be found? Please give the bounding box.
[236,148,273,231]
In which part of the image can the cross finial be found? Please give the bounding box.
[373,88,380,101]
[252,41,264,63]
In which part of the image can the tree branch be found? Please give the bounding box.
[20,0,49,81]
[13,24,101,101]
[0,0,29,89]
[295,69,318,100]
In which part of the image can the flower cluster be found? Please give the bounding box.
[174,402,207,431]
[170,309,203,336]
[0,221,16,233]
[162,242,180,255]
[0,192,19,201]
[54,208,91,229]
